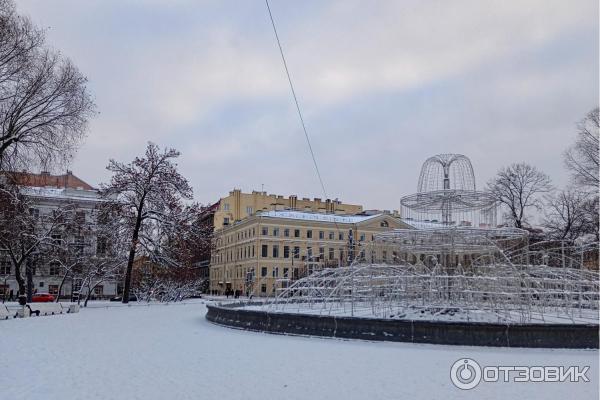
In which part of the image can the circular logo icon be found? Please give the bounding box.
[450,358,482,390]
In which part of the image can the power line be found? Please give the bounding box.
[265,1,360,266]
[264,0,329,201]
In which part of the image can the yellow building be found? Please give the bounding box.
[209,210,412,296]
[212,189,363,230]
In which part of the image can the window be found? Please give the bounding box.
[223,203,230,211]
[261,227,268,236]
[319,231,324,239]
[49,262,61,276]
[73,236,85,254]
[272,245,279,258]
[328,231,334,240]
[0,261,10,275]
[359,234,365,242]
[306,230,312,239]
[51,234,62,245]
[283,246,290,258]
[293,247,300,259]
[261,284,267,293]
[294,229,300,238]
[246,206,253,215]
[284,228,290,237]
[48,285,59,295]
[261,267,268,277]
[329,248,334,260]
[272,228,279,237]
[283,268,289,278]
[380,220,389,227]
[75,211,86,223]
[39,281,44,288]
[94,285,104,295]
[223,217,230,226]
[96,237,107,256]
[382,250,387,260]
[307,247,313,259]
[338,232,344,241]
[29,208,39,219]
[319,247,325,261]
[272,267,278,278]
[261,245,268,258]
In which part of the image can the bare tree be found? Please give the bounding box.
[580,196,599,243]
[0,0,43,89]
[0,0,95,170]
[542,190,588,241]
[0,179,79,300]
[101,142,194,304]
[486,163,552,228]
[564,107,599,191]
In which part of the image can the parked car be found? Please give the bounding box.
[109,294,138,302]
[31,293,55,303]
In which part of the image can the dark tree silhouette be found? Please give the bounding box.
[101,142,195,304]
[0,0,95,170]
[486,163,552,229]
[564,108,599,191]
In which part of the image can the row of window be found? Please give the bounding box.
[218,227,374,248]
[260,227,351,241]
[260,245,344,261]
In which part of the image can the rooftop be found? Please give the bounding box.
[257,210,381,224]
[6,171,94,190]
[20,186,102,201]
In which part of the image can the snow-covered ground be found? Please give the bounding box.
[1,299,597,400]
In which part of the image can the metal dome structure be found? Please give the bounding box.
[401,153,496,226]
[417,153,476,192]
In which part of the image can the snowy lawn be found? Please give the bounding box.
[0,300,597,400]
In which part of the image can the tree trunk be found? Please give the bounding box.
[84,282,92,307]
[26,265,33,302]
[14,261,25,296]
[122,207,143,304]
[56,271,70,303]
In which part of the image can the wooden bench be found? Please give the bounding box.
[0,304,15,320]
[27,303,65,316]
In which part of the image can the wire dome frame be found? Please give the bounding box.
[417,153,476,192]
[252,229,599,325]
[402,153,496,226]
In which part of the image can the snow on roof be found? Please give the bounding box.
[257,210,381,224]
[20,186,102,202]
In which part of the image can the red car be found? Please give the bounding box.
[31,293,55,303]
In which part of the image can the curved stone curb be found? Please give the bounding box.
[206,303,599,349]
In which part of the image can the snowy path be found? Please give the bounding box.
[0,300,597,400]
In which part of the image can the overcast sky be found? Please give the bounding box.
[17,0,599,210]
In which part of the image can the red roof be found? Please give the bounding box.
[7,171,94,190]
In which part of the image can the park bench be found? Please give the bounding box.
[0,304,15,320]
[27,303,65,316]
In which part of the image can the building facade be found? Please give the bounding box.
[0,172,119,300]
[209,210,411,296]
[212,189,364,230]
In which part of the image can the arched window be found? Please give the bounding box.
[380,220,389,227]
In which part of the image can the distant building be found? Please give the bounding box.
[0,171,119,300]
[211,189,364,230]
[209,210,411,296]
